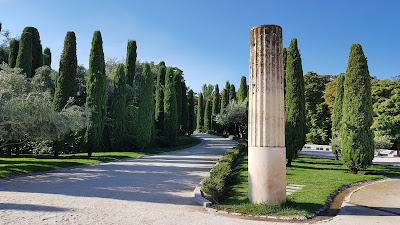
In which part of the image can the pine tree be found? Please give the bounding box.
[109,63,127,151]
[188,90,195,135]
[341,44,374,174]
[204,99,212,131]
[285,38,306,167]
[331,74,345,160]
[43,47,51,67]
[229,84,236,102]
[238,76,248,102]
[211,84,220,131]
[85,31,107,157]
[22,27,42,76]
[174,70,183,133]
[15,32,32,77]
[164,67,178,146]
[126,40,137,86]
[181,81,189,135]
[155,62,166,133]
[53,32,77,111]
[8,39,19,68]
[136,63,154,149]
[196,93,204,130]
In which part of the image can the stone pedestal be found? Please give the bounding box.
[248,25,286,205]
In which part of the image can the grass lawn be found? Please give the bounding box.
[213,154,400,216]
[0,136,201,179]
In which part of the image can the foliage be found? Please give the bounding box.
[125,40,137,86]
[155,63,166,134]
[215,99,248,138]
[136,63,154,149]
[238,76,247,103]
[8,39,19,68]
[196,93,204,130]
[201,83,214,99]
[181,81,189,135]
[187,90,195,135]
[163,67,178,146]
[85,31,107,157]
[285,38,306,166]
[374,135,392,155]
[229,84,236,101]
[22,27,42,76]
[341,43,374,173]
[204,99,212,131]
[75,65,88,107]
[43,47,51,67]
[15,32,32,77]
[211,84,221,131]
[331,74,345,159]
[306,103,331,144]
[31,66,57,96]
[174,70,183,133]
[53,32,77,111]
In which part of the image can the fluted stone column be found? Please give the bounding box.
[248,25,286,205]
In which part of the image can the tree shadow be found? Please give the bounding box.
[0,203,70,212]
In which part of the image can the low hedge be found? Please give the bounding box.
[201,142,247,202]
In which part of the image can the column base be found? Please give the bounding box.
[248,146,286,205]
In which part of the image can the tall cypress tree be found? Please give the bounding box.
[164,67,178,146]
[204,99,212,131]
[196,93,204,130]
[85,30,107,157]
[220,87,229,114]
[137,63,154,149]
[126,40,137,86]
[53,32,77,111]
[43,47,51,67]
[331,73,345,160]
[8,39,19,68]
[109,63,127,151]
[155,62,166,133]
[188,90,195,135]
[211,84,220,131]
[238,76,247,102]
[341,44,374,174]
[283,47,288,92]
[285,38,306,167]
[22,27,42,76]
[181,81,189,135]
[174,70,183,133]
[15,32,32,77]
[229,84,236,102]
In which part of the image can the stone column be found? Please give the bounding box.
[248,25,286,205]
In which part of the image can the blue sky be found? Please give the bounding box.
[1,0,399,92]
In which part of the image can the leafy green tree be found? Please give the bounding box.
[331,74,345,160]
[22,27,42,76]
[229,84,236,101]
[174,70,183,132]
[109,63,127,151]
[43,47,51,67]
[211,84,221,131]
[188,90,195,135]
[85,31,107,157]
[125,40,137,86]
[220,82,230,114]
[15,32,32,77]
[285,38,306,167]
[155,62,166,133]
[341,43,374,174]
[204,99,212,131]
[202,84,214,99]
[8,39,19,68]
[196,93,204,130]
[238,76,247,103]
[53,32,77,111]
[215,100,248,138]
[136,63,154,149]
[181,81,189,135]
[164,67,178,145]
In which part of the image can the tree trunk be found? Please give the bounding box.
[396,143,400,157]
[350,168,358,174]
[15,145,20,157]
[286,158,292,167]
[7,145,12,156]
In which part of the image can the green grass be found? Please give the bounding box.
[213,154,400,216]
[0,136,201,179]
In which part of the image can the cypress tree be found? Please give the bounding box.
[53,32,77,111]
[341,44,374,174]
[43,47,51,67]
[137,63,154,149]
[196,93,204,130]
[331,74,345,160]
[229,84,236,102]
[126,40,137,86]
[8,39,19,68]
[283,47,288,92]
[85,30,107,157]
[220,87,228,114]
[204,99,212,131]
[238,76,247,102]
[285,38,306,167]
[188,90,195,135]
[155,62,166,133]
[211,84,220,131]
[15,32,32,77]
[164,67,178,146]
[110,63,127,151]
[181,81,189,135]
[174,70,183,133]
[224,81,230,104]
[22,27,42,76]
